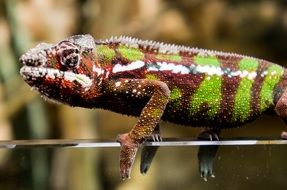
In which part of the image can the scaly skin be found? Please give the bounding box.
[19,34,287,179]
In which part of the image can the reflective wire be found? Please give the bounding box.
[0,138,286,148]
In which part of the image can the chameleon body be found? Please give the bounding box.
[20,34,287,179]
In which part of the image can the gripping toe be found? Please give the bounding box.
[198,128,220,141]
[281,131,287,139]
[117,133,139,180]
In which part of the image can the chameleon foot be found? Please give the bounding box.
[198,145,218,181]
[281,131,287,139]
[197,128,220,181]
[140,146,159,174]
[146,124,162,142]
[198,128,220,141]
[140,124,161,174]
[117,133,139,180]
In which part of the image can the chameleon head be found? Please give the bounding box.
[20,34,100,106]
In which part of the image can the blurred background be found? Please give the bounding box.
[1,0,287,189]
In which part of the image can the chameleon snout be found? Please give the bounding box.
[20,42,54,67]
[20,51,47,67]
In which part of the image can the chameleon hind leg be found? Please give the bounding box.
[112,79,170,180]
[274,89,287,139]
[197,128,220,181]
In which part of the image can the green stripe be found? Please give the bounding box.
[232,58,259,122]
[118,45,144,61]
[170,87,182,101]
[156,54,182,62]
[145,74,158,80]
[238,57,259,71]
[189,56,221,118]
[194,55,220,66]
[259,64,284,111]
[170,87,182,109]
[96,45,116,63]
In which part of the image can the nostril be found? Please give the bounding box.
[19,58,24,65]
[19,54,29,66]
[19,59,29,66]
[27,58,34,66]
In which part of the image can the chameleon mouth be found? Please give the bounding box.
[20,66,93,88]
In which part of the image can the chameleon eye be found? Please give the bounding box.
[60,48,80,68]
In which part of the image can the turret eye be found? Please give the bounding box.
[60,48,80,68]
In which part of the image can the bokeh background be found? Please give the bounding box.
[1,0,287,189]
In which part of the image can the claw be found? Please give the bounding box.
[117,133,139,180]
[198,129,220,141]
[281,131,287,139]
[214,134,219,141]
[201,172,208,181]
[146,133,162,143]
[152,133,162,142]
[209,134,212,141]
[148,125,162,142]
[200,164,215,182]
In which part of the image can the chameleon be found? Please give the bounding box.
[19,34,287,180]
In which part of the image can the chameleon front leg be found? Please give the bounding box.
[275,89,287,139]
[107,79,170,179]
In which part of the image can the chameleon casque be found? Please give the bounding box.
[20,34,287,180]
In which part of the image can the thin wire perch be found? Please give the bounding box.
[0,137,286,149]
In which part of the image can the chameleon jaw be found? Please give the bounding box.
[20,66,93,89]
